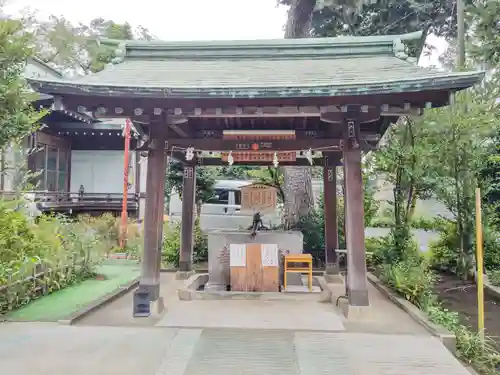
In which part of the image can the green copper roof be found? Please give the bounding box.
[27,32,484,99]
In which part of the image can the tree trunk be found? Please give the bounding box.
[282,0,317,228]
[284,0,317,38]
[283,167,314,229]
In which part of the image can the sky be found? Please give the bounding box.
[5,0,289,40]
[4,0,444,67]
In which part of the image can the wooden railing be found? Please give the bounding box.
[0,259,88,314]
[0,191,139,213]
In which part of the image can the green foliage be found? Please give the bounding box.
[488,270,500,287]
[425,301,500,374]
[86,213,143,258]
[161,218,208,268]
[296,203,324,252]
[292,176,379,253]
[193,218,208,264]
[429,219,461,272]
[247,166,285,203]
[365,235,389,267]
[215,166,260,180]
[32,16,154,73]
[166,160,216,214]
[380,257,434,307]
[309,0,461,59]
[0,19,45,149]
[483,222,500,271]
[468,0,500,67]
[161,222,181,267]
[0,200,106,313]
[375,233,500,373]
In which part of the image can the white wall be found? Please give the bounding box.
[70,150,137,194]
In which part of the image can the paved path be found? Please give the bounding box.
[0,323,471,375]
[2,273,472,375]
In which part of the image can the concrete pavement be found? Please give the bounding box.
[0,323,471,375]
[0,273,473,375]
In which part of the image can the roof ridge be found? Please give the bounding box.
[28,57,64,78]
[100,31,424,63]
[99,31,423,49]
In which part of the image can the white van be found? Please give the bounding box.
[168,179,324,231]
[168,180,281,230]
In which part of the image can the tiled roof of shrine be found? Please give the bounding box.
[27,31,484,99]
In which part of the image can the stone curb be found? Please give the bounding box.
[57,277,140,325]
[161,268,327,275]
[484,275,500,301]
[178,273,325,301]
[367,273,457,353]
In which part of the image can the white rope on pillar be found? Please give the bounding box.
[272,152,279,168]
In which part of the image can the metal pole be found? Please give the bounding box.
[475,188,485,340]
[120,118,131,249]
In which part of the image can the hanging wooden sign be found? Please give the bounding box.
[221,151,296,162]
[240,183,277,212]
[222,130,296,141]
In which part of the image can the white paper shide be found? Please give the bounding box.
[261,244,279,267]
[229,244,246,267]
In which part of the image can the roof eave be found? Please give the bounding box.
[27,72,485,101]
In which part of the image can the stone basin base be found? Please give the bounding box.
[205,229,304,292]
[178,274,322,301]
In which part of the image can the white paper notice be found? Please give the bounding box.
[229,244,246,267]
[261,244,279,267]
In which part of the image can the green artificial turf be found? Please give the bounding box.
[6,261,140,321]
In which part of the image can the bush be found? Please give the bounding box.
[488,270,500,287]
[483,224,500,271]
[365,236,390,267]
[161,218,208,268]
[411,216,439,230]
[162,222,181,267]
[0,200,105,313]
[380,257,434,307]
[429,219,460,272]
[424,301,500,374]
[295,206,324,252]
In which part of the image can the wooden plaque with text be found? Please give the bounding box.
[230,243,279,292]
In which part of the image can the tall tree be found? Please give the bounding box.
[311,0,460,40]
[0,18,45,149]
[468,0,500,67]
[279,0,373,229]
[31,15,154,73]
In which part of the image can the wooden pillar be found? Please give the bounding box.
[323,153,339,273]
[138,125,167,302]
[134,150,141,218]
[179,164,196,272]
[343,119,369,307]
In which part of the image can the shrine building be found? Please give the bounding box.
[26,31,484,313]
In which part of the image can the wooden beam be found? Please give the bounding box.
[164,138,342,151]
[169,123,189,137]
[176,157,335,167]
[72,102,426,120]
